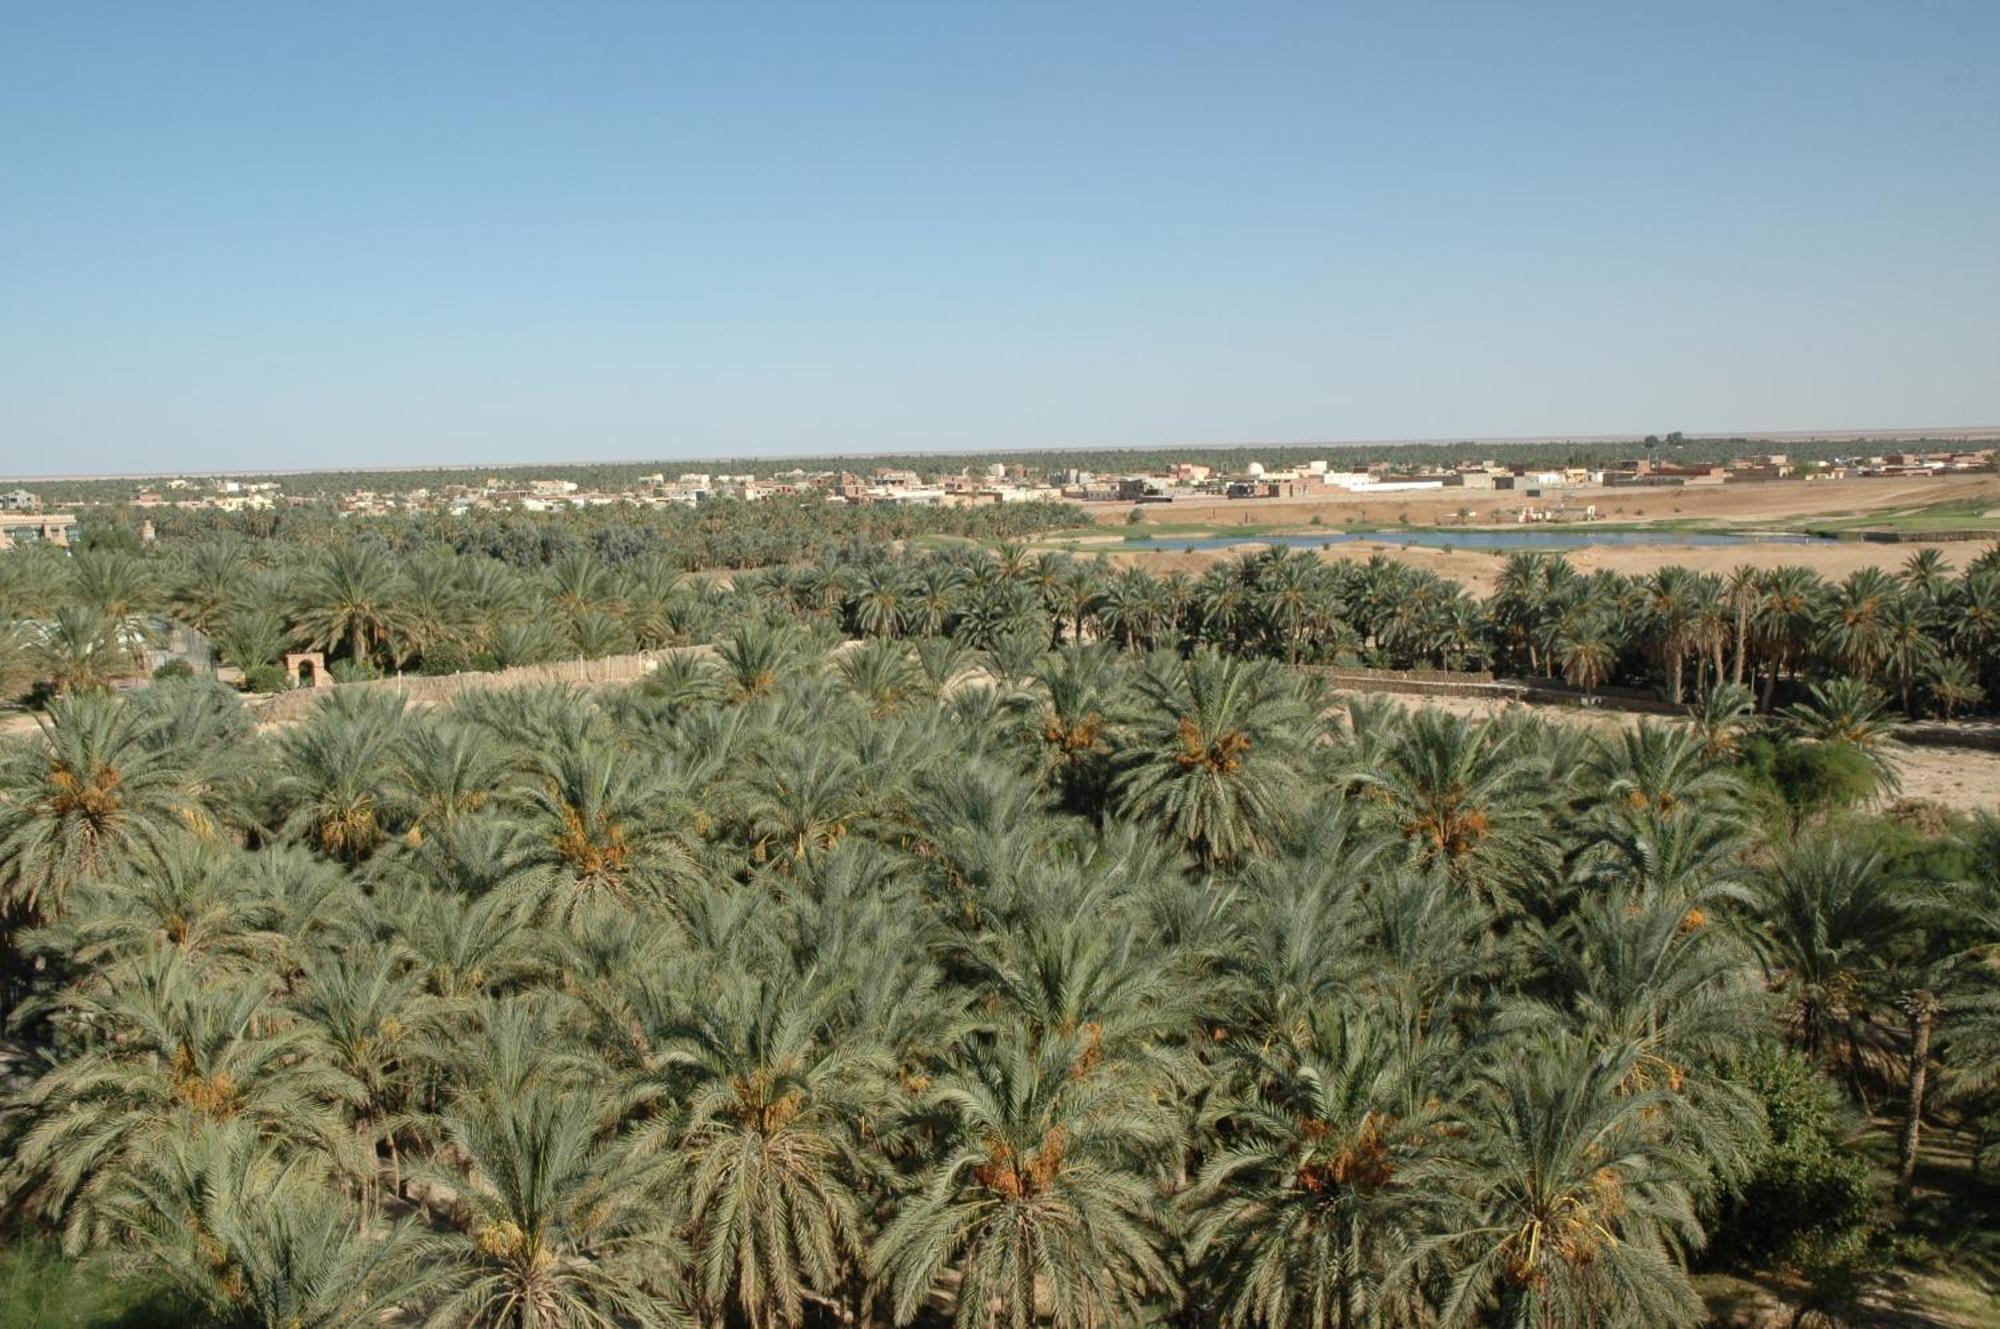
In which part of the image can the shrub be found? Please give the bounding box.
[148,659,194,683]
[239,662,290,694]
[1736,735,1878,825]
[1712,1048,1876,1270]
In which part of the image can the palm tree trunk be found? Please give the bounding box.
[350,619,367,668]
[1733,608,1748,685]
[1897,990,1939,1200]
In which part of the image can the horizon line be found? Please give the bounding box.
[6,422,1997,485]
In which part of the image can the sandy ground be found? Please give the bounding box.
[1094,473,2000,531]
[1373,692,2000,817]
[1102,537,1990,596]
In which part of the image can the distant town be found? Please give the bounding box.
[2,441,1993,548]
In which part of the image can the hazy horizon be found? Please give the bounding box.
[6,2,1998,473]
[8,421,1999,486]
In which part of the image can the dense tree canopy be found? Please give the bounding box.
[0,601,1996,1325]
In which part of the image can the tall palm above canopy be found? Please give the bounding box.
[1818,566,1901,685]
[1749,564,1824,709]
[291,543,417,669]
[1643,566,1707,705]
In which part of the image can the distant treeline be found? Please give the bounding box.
[21,432,1998,502]
[76,495,1081,570]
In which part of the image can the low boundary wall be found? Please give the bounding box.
[1301,667,1686,716]
[248,648,685,723]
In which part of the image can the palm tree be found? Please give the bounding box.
[29,834,282,979]
[1751,835,1912,1077]
[417,1081,689,1328]
[873,1026,1179,1329]
[290,942,437,1228]
[850,562,910,639]
[1923,655,1984,719]
[167,540,254,637]
[655,974,885,1329]
[506,737,698,925]
[1642,567,1704,705]
[5,945,362,1241]
[739,736,871,871]
[1723,563,1761,686]
[1191,1001,1455,1329]
[212,607,294,681]
[717,620,805,703]
[1552,612,1618,695]
[98,1121,418,1329]
[1430,1039,1708,1329]
[1013,644,1123,815]
[1255,551,1326,667]
[1782,676,1904,795]
[0,692,196,925]
[1876,593,1940,716]
[291,544,414,671]
[1586,721,1740,820]
[31,605,130,695]
[1750,565,1823,711]
[837,638,925,717]
[1684,682,1756,762]
[1368,708,1550,896]
[1900,547,1953,603]
[269,689,408,862]
[66,548,162,672]
[1112,652,1306,867]
[1817,567,1899,685]
[907,562,965,640]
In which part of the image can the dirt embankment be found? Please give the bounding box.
[1103,537,1988,597]
[1095,473,2000,530]
[1375,691,2000,817]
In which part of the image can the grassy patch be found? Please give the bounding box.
[0,1242,197,1329]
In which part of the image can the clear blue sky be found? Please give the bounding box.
[4,1,1996,473]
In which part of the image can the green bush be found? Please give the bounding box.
[0,1240,197,1329]
[1712,1048,1876,1269]
[148,659,194,683]
[1736,735,1878,826]
[239,662,290,694]
[416,642,480,676]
